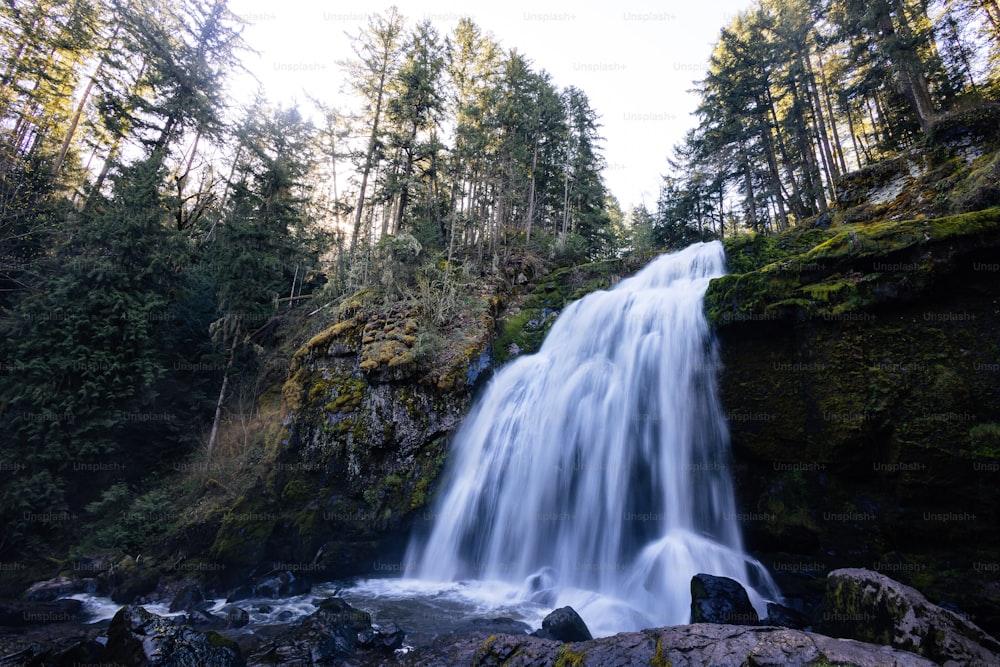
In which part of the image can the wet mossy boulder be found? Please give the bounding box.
[819,568,1000,666]
[712,207,1000,636]
[244,597,402,664]
[104,605,245,666]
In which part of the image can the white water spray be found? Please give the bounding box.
[404,241,779,633]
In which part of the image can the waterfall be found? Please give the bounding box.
[404,241,780,632]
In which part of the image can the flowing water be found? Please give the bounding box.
[401,240,780,635]
[70,242,779,641]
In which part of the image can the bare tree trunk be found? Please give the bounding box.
[205,332,239,473]
[525,132,539,242]
[980,0,1000,39]
[52,27,121,179]
[353,64,390,254]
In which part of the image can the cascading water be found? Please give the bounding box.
[403,241,780,634]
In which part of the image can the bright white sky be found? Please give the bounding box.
[225,0,755,211]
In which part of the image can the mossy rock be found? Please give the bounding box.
[209,493,279,569]
[707,208,1000,326]
[492,256,648,363]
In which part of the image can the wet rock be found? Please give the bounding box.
[168,581,206,612]
[23,576,94,602]
[819,568,1000,667]
[226,584,254,602]
[104,605,244,666]
[185,608,221,626]
[690,573,760,625]
[449,616,532,637]
[226,571,311,602]
[525,567,558,606]
[359,621,405,652]
[403,623,937,667]
[246,597,401,665]
[531,606,592,642]
[764,601,811,630]
[222,605,250,628]
[253,571,310,599]
[0,598,82,626]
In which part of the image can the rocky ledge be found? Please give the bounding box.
[402,624,938,667]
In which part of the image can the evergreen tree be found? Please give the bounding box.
[0,151,214,554]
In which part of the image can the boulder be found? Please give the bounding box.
[819,568,1000,667]
[403,623,937,667]
[690,573,759,625]
[245,597,402,665]
[253,570,310,599]
[109,556,162,603]
[222,605,250,628]
[0,598,82,626]
[226,571,311,602]
[168,581,206,612]
[23,576,94,602]
[531,606,592,642]
[103,605,244,666]
[360,621,405,652]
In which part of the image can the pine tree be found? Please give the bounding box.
[0,151,212,554]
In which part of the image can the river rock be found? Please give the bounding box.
[245,597,402,664]
[402,623,937,666]
[819,568,1000,667]
[690,573,759,625]
[0,598,82,626]
[168,581,206,612]
[450,616,533,636]
[23,576,95,601]
[103,605,244,666]
[222,604,250,628]
[227,571,311,602]
[531,606,592,642]
[253,570,311,598]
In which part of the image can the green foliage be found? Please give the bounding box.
[969,424,1000,458]
[656,0,1000,241]
[80,483,176,554]
[554,645,587,667]
[0,153,217,554]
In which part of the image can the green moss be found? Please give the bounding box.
[493,257,647,363]
[281,479,312,504]
[722,227,838,274]
[969,424,1000,458]
[554,644,587,667]
[209,493,278,567]
[650,638,672,667]
[707,208,1000,326]
[205,630,239,649]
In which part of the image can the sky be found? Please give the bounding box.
[224,0,756,211]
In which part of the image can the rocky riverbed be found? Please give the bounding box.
[2,568,997,666]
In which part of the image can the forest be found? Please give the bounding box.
[0,1,615,559]
[651,0,1000,246]
[0,0,999,579]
